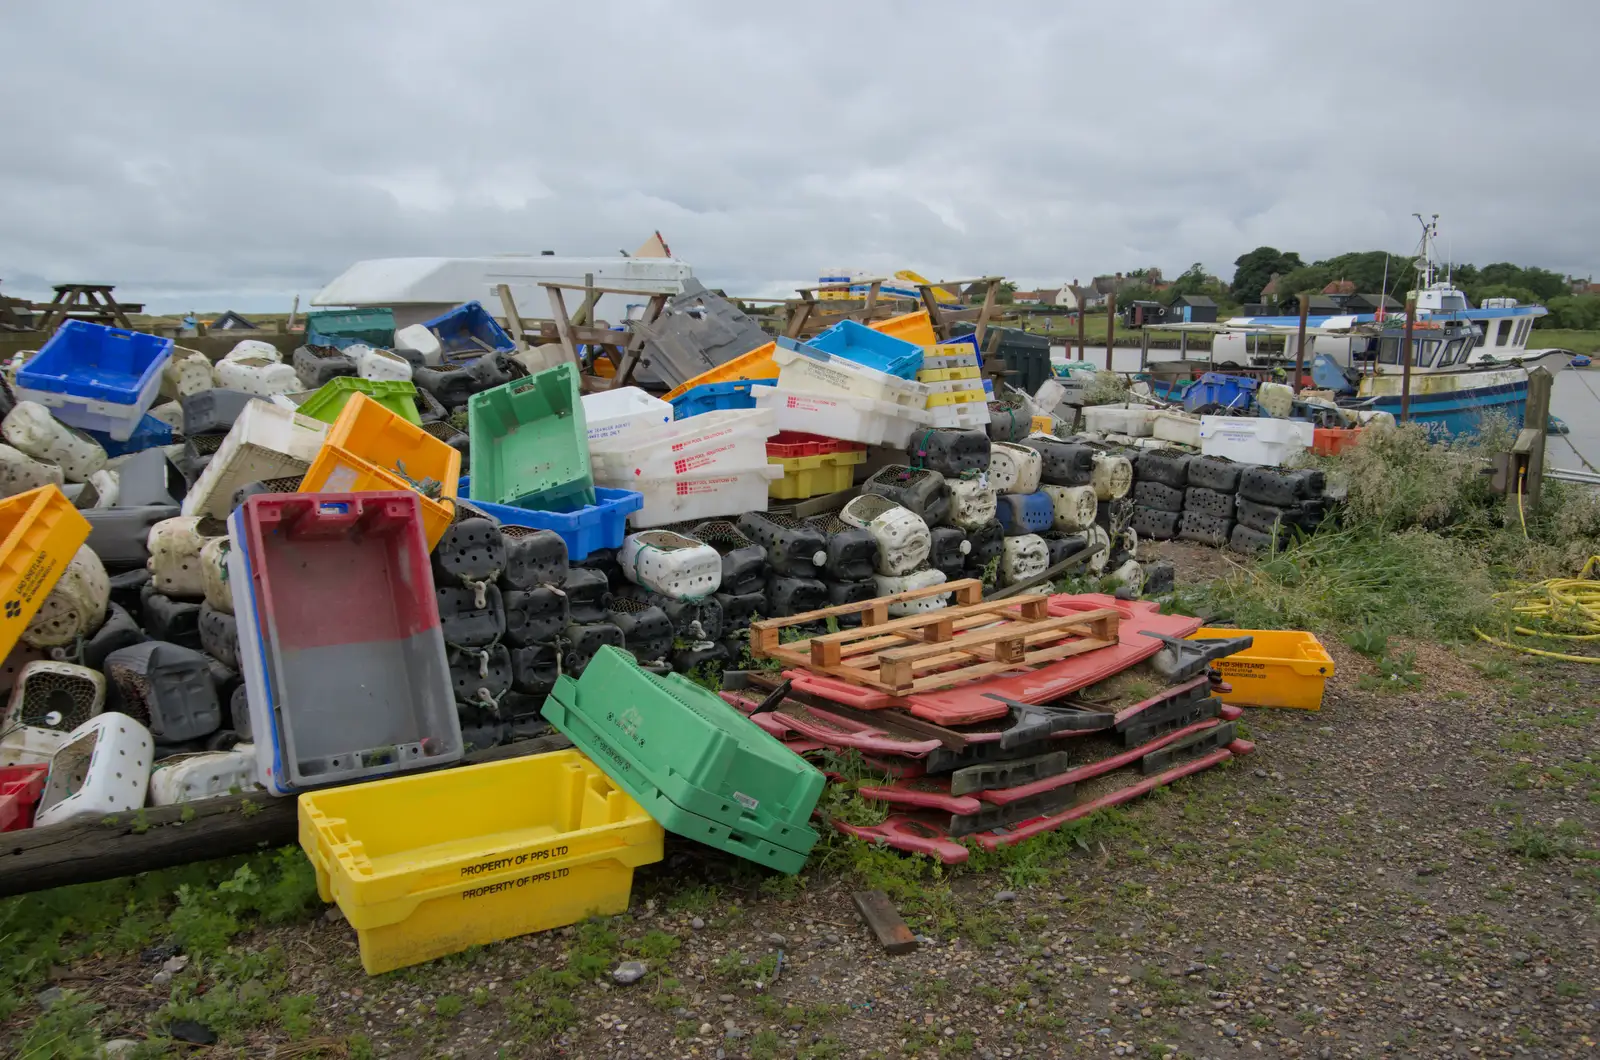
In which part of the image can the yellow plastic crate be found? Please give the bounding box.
[299,749,664,974]
[1191,627,1335,710]
[0,485,90,660]
[663,341,779,402]
[327,393,462,503]
[302,444,455,549]
[917,365,982,384]
[1030,415,1054,433]
[768,447,866,500]
[868,310,937,348]
[926,388,987,408]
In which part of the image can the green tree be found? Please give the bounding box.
[1231,247,1303,303]
[1475,263,1568,303]
[1467,283,1541,307]
[1274,265,1336,300]
[1169,263,1215,298]
[1542,294,1600,330]
[995,281,1018,305]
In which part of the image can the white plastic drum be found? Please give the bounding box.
[24,545,110,648]
[3,660,105,731]
[1000,533,1050,585]
[145,400,186,433]
[33,712,153,828]
[872,567,950,615]
[224,339,282,363]
[988,441,1043,494]
[349,344,415,383]
[1084,525,1113,575]
[1042,484,1099,532]
[948,478,998,532]
[839,494,931,576]
[1090,452,1133,501]
[618,530,724,600]
[201,536,234,614]
[163,348,217,399]
[1108,558,1144,590]
[2,401,108,483]
[148,516,213,599]
[214,356,301,398]
[149,745,262,805]
[86,468,119,508]
[0,442,65,495]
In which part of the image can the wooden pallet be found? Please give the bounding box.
[749,578,1120,695]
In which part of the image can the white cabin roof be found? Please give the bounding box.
[311,255,695,308]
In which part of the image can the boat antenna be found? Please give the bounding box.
[1377,253,1390,322]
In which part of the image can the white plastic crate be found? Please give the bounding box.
[750,385,929,448]
[839,494,930,576]
[949,478,997,531]
[149,745,262,805]
[2,401,107,482]
[921,348,981,371]
[773,343,930,410]
[1000,534,1049,584]
[214,356,301,398]
[1081,404,1157,437]
[581,386,673,446]
[0,724,70,767]
[350,344,415,382]
[1198,416,1313,467]
[34,712,153,828]
[988,441,1043,494]
[395,324,443,366]
[147,516,214,598]
[591,407,775,480]
[926,400,992,429]
[1090,452,1133,500]
[1041,484,1098,531]
[1151,410,1201,447]
[618,530,724,600]
[626,465,785,529]
[872,568,950,615]
[182,400,328,519]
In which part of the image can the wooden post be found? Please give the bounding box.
[1293,292,1310,392]
[546,285,581,369]
[1076,300,1086,361]
[572,272,598,329]
[1105,293,1116,368]
[1524,366,1553,510]
[1140,326,1150,371]
[287,294,299,331]
[1399,296,1416,423]
[495,283,528,352]
[973,281,1000,349]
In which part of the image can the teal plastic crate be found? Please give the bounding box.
[303,307,396,349]
[467,362,595,510]
[541,646,824,873]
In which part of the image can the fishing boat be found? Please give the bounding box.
[1159,216,1574,438]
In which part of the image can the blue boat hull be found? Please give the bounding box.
[1362,377,1526,440]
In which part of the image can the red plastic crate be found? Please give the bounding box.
[1311,427,1361,456]
[766,431,866,459]
[0,764,48,831]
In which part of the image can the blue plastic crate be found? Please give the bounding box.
[1181,372,1259,413]
[460,477,642,561]
[15,321,173,440]
[670,380,759,419]
[803,320,923,379]
[995,491,1055,535]
[85,413,175,458]
[423,301,515,359]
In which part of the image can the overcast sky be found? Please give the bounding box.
[2,0,1596,313]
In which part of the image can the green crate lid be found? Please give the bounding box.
[542,647,824,871]
[299,377,422,426]
[304,307,396,347]
[467,361,594,509]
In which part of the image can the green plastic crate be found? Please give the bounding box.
[298,378,422,426]
[467,361,595,510]
[304,307,396,348]
[541,646,824,873]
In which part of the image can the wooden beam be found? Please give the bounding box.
[0,733,572,898]
[495,284,528,352]
[1524,365,1553,510]
[537,281,679,298]
[852,890,919,954]
[973,280,1000,349]
[546,284,581,370]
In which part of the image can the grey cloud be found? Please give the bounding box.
[2,0,1595,313]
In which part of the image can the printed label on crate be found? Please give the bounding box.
[732,791,760,812]
[669,424,739,453]
[673,476,741,496]
[459,845,573,877]
[462,866,571,899]
[782,395,840,412]
[671,441,741,475]
[9,552,60,611]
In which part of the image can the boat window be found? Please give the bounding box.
[1415,340,1440,367]
[1378,337,1400,364]
[1496,319,1513,346]
[1472,323,1487,347]
[1514,319,1531,346]
[1438,338,1465,366]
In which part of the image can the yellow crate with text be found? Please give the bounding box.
[0,485,90,660]
[1190,627,1335,710]
[299,749,664,974]
[916,364,982,384]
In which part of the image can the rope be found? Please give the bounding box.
[1473,556,1600,664]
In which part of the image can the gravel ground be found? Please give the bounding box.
[10,544,1599,1058]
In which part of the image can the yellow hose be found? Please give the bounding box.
[1474,556,1600,664]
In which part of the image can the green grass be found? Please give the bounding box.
[1531,328,1600,355]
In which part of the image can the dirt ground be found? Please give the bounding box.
[8,544,1599,1059]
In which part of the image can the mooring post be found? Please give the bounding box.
[1105,293,1116,369]
[1399,296,1417,422]
[1294,293,1310,392]
[1525,365,1553,510]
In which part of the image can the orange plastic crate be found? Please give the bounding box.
[0,485,90,659]
[326,393,463,500]
[301,444,456,549]
[1311,427,1362,456]
[662,342,779,402]
[868,310,938,349]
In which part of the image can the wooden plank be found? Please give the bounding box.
[545,284,581,370]
[0,733,572,898]
[791,592,1047,664]
[852,890,919,954]
[495,284,528,352]
[609,292,668,390]
[875,611,1121,688]
[537,281,679,297]
[750,579,988,641]
[901,635,1116,693]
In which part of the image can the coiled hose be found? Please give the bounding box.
[1474,555,1600,664]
